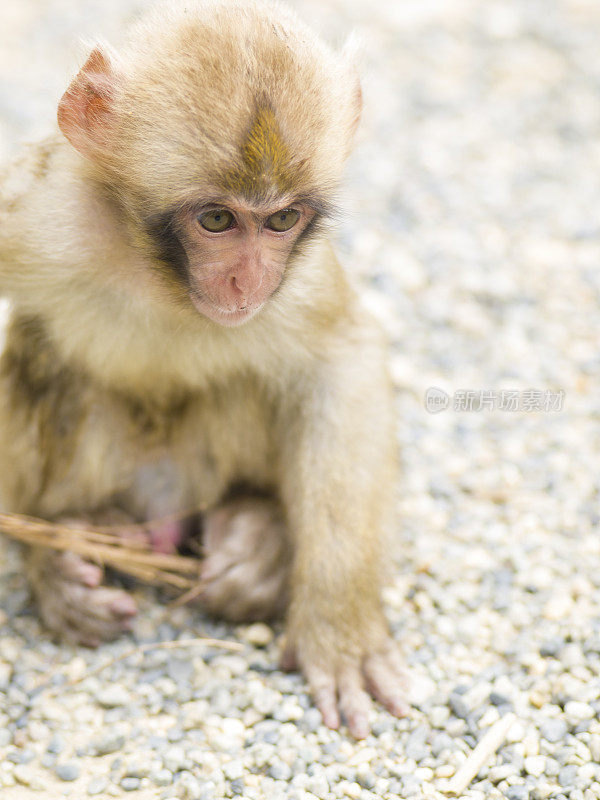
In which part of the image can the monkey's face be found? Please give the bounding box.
[56,15,361,329]
[167,200,315,327]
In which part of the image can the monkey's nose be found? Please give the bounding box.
[231,267,263,298]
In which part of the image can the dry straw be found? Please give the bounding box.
[0,511,203,594]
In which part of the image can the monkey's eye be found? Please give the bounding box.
[266,208,300,232]
[198,209,234,233]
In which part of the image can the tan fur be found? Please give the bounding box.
[222,106,301,196]
[0,0,403,736]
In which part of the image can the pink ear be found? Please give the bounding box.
[57,47,116,157]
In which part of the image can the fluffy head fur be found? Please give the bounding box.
[65,0,362,216]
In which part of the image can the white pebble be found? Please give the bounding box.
[524,756,546,777]
[565,701,595,722]
[240,623,274,647]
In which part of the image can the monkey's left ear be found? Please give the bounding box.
[57,46,118,158]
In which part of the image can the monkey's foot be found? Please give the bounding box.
[282,635,409,739]
[200,497,291,623]
[27,547,137,647]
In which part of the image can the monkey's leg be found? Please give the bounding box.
[26,510,143,647]
[200,496,291,623]
[280,353,408,738]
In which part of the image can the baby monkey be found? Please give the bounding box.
[0,0,406,736]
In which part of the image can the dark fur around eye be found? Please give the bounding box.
[144,212,190,284]
[289,214,325,262]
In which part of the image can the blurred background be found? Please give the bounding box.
[1,1,600,799]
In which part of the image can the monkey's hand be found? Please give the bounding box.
[282,617,408,739]
[26,547,137,647]
[25,513,142,646]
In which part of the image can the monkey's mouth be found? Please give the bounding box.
[189,293,263,327]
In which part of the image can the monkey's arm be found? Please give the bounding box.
[280,318,407,738]
[0,139,105,301]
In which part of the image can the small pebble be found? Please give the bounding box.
[505,786,529,800]
[162,746,190,773]
[524,756,546,777]
[301,708,322,733]
[56,762,80,782]
[40,753,56,769]
[269,762,292,781]
[121,777,141,791]
[13,766,41,788]
[46,736,65,755]
[7,749,35,765]
[540,719,568,743]
[539,638,563,658]
[152,769,173,786]
[167,657,193,684]
[241,623,274,647]
[95,686,131,708]
[558,765,578,788]
[87,777,109,795]
[223,759,244,781]
[92,732,126,756]
[448,694,470,720]
[564,701,594,722]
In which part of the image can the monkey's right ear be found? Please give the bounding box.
[341,33,364,145]
[57,47,117,158]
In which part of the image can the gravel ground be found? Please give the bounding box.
[1,0,600,798]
